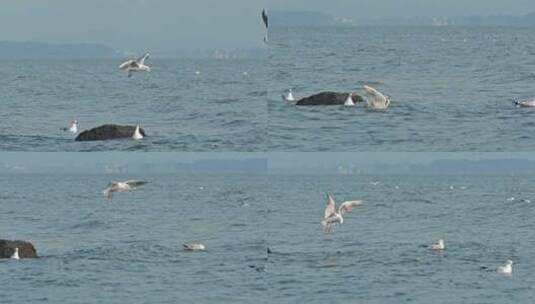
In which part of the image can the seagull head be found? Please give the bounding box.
[506,260,513,266]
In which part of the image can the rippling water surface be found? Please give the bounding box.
[266,174,535,303]
[0,59,267,151]
[268,27,535,151]
[1,174,267,303]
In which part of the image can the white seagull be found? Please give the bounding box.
[119,53,151,77]
[364,85,390,110]
[321,193,363,233]
[132,125,144,140]
[430,239,445,250]
[344,93,356,106]
[183,243,206,251]
[102,180,147,200]
[61,120,78,134]
[10,247,20,260]
[497,259,513,275]
[513,98,535,107]
[282,89,295,102]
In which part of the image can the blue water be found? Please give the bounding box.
[2,171,535,303]
[0,58,267,151]
[266,174,535,303]
[0,173,267,303]
[268,27,535,151]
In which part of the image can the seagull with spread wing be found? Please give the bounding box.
[363,85,390,110]
[321,193,363,233]
[102,180,147,200]
[119,53,151,77]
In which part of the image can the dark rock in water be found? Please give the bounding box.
[295,91,364,106]
[0,240,38,258]
[75,124,145,141]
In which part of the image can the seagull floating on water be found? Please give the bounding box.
[430,239,445,250]
[513,98,535,107]
[10,248,20,260]
[61,120,78,134]
[183,243,206,251]
[119,53,151,77]
[321,193,363,233]
[282,89,295,102]
[497,259,513,275]
[344,93,356,106]
[364,85,390,110]
[102,180,147,200]
[132,125,144,140]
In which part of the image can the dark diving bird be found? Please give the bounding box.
[262,9,269,43]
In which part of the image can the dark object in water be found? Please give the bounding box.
[0,239,38,259]
[75,124,146,141]
[262,9,268,29]
[296,91,363,106]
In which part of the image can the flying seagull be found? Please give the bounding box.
[102,180,147,200]
[60,120,78,134]
[119,53,151,77]
[262,9,269,43]
[364,85,390,110]
[321,193,363,233]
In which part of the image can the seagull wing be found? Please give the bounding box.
[338,200,363,215]
[119,59,135,70]
[124,180,147,188]
[324,193,337,219]
[364,85,388,106]
[137,53,150,65]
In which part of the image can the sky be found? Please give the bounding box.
[1,1,533,53]
[0,0,268,52]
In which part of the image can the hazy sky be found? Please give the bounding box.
[268,0,535,18]
[1,1,533,52]
[0,0,268,52]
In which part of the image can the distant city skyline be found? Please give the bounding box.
[267,0,535,19]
